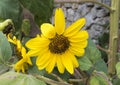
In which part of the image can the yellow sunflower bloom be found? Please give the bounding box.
[14,47,32,73]
[26,8,89,74]
[7,34,32,73]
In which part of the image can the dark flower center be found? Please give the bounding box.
[49,34,70,54]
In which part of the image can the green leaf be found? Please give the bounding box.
[78,57,92,71]
[0,0,22,28]
[0,64,9,75]
[19,0,53,25]
[0,31,12,63]
[78,39,108,73]
[113,78,120,85]
[90,75,107,85]
[116,62,120,78]
[0,71,46,85]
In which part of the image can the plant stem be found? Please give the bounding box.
[96,45,109,54]
[54,0,113,12]
[69,78,87,82]
[108,0,120,75]
[33,74,72,85]
[50,73,64,82]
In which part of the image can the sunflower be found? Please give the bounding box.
[7,34,32,73]
[26,8,89,74]
[14,46,32,73]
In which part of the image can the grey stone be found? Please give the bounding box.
[86,3,94,8]
[73,12,81,21]
[77,4,91,16]
[64,3,72,8]
[67,9,75,21]
[96,8,109,17]
[94,17,109,26]
[54,4,61,8]
[66,21,72,27]
[67,14,74,22]
[85,14,94,27]
[89,6,98,18]
[72,3,79,9]
[62,7,67,18]
[88,25,104,39]
[67,9,74,16]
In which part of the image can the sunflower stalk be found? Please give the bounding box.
[108,0,120,75]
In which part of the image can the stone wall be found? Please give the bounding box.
[51,0,111,44]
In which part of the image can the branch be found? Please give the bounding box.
[50,73,65,82]
[33,74,72,85]
[96,45,109,54]
[69,78,87,82]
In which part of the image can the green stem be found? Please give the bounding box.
[33,74,72,85]
[108,0,120,75]
[54,0,113,12]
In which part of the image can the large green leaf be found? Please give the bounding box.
[116,62,120,78]
[19,0,53,25]
[0,71,46,85]
[0,0,22,28]
[78,57,92,71]
[113,79,120,85]
[78,39,108,73]
[0,64,9,75]
[90,75,107,85]
[0,31,12,63]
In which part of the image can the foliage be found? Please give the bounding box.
[0,71,46,85]
[78,39,108,74]
[0,0,53,37]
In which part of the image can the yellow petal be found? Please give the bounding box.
[64,18,86,37]
[38,60,50,70]
[37,50,51,70]
[69,47,85,57]
[21,47,26,58]
[7,34,16,45]
[56,55,65,73]
[61,51,74,74]
[70,40,88,49]
[36,50,51,67]
[22,65,25,73]
[14,59,24,72]
[15,59,25,66]
[26,36,50,49]
[27,56,32,65]
[69,30,89,42]
[26,49,41,56]
[46,55,56,73]
[16,40,22,52]
[68,51,79,67]
[55,8,65,35]
[41,23,55,38]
